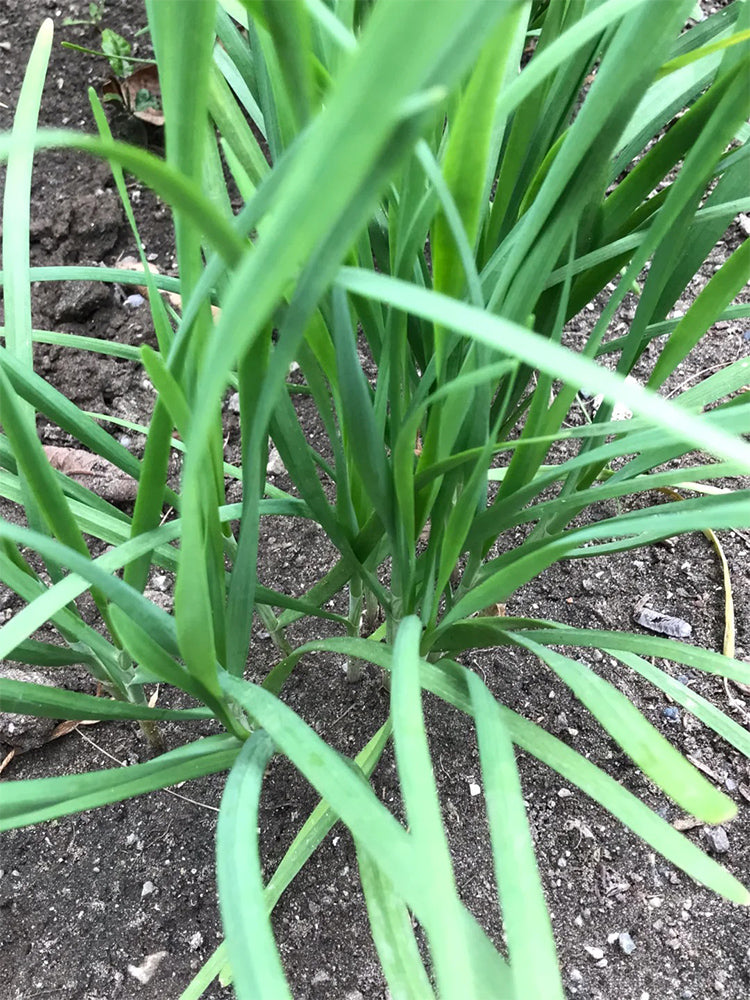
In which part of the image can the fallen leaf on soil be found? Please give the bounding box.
[685,753,722,783]
[44,445,138,503]
[103,65,164,125]
[477,602,507,617]
[49,718,98,741]
[114,256,221,319]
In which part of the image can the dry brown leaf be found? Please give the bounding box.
[44,445,138,503]
[103,65,164,125]
[686,753,722,783]
[49,718,98,742]
[478,602,507,617]
[114,256,220,319]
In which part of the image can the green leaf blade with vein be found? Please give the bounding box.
[468,672,564,1000]
[510,635,735,824]
[217,731,293,1000]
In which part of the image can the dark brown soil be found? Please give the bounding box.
[1,3,749,999]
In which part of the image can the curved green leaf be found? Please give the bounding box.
[0,734,241,830]
[217,731,292,1000]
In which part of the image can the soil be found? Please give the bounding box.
[1,3,749,999]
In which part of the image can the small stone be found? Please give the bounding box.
[228,392,240,413]
[570,969,583,982]
[725,777,737,792]
[705,826,730,854]
[584,945,604,961]
[468,782,481,797]
[662,706,680,722]
[714,982,725,994]
[188,931,203,951]
[618,931,636,955]
[607,932,619,945]
[311,970,331,985]
[123,293,145,309]
[266,445,285,476]
[128,951,167,984]
[141,881,155,898]
[558,788,573,798]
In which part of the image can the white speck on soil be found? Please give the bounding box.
[127,951,167,984]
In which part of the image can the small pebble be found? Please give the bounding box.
[188,931,203,951]
[618,931,636,955]
[123,293,145,309]
[468,782,481,797]
[266,446,285,476]
[676,675,690,685]
[705,826,730,854]
[662,706,680,722]
[570,969,583,982]
[141,881,155,898]
[584,945,604,961]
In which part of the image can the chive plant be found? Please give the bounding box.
[2,1,750,997]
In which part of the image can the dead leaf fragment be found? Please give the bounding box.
[686,753,722,783]
[103,65,164,125]
[49,718,99,741]
[114,255,220,319]
[44,445,138,504]
[478,603,507,617]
